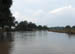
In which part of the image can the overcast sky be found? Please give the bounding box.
[11,0,75,27]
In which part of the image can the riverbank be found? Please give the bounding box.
[48,29,75,34]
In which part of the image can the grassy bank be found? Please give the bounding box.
[48,29,75,34]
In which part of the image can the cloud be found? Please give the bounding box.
[24,0,41,4]
[13,11,38,23]
[32,5,75,26]
[32,9,45,18]
[49,5,73,15]
[13,11,24,22]
[46,5,75,26]
[11,0,75,26]
[13,5,75,27]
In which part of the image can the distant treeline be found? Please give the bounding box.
[49,25,75,34]
[14,21,49,31]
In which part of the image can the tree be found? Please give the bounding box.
[15,21,28,31]
[28,22,37,29]
[2,0,12,9]
[14,21,18,27]
[65,25,71,33]
[72,26,75,29]
[37,25,43,30]
[0,0,15,31]
[43,25,49,30]
[65,25,71,29]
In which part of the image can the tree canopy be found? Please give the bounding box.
[0,0,15,31]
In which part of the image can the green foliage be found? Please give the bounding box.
[0,0,15,31]
[42,25,49,30]
[15,21,49,31]
[28,22,37,29]
[72,26,75,29]
[2,0,12,8]
[37,25,43,30]
[15,21,37,31]
[65,25,71,29]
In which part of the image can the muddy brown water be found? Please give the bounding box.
[0,31,75,54]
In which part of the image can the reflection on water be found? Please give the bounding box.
[0,31,75,54]
[66,33,75,39]
[0,32,14,54]
[0,32,14,41]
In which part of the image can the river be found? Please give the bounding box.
[0,31,75,54]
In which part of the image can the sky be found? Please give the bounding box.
[11,0,75,27]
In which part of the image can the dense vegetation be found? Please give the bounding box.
[0,0,15,31]
[15,21,49,31]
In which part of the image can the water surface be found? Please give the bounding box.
[0,31,75,54]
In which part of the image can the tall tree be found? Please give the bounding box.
[0,0,15,31]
